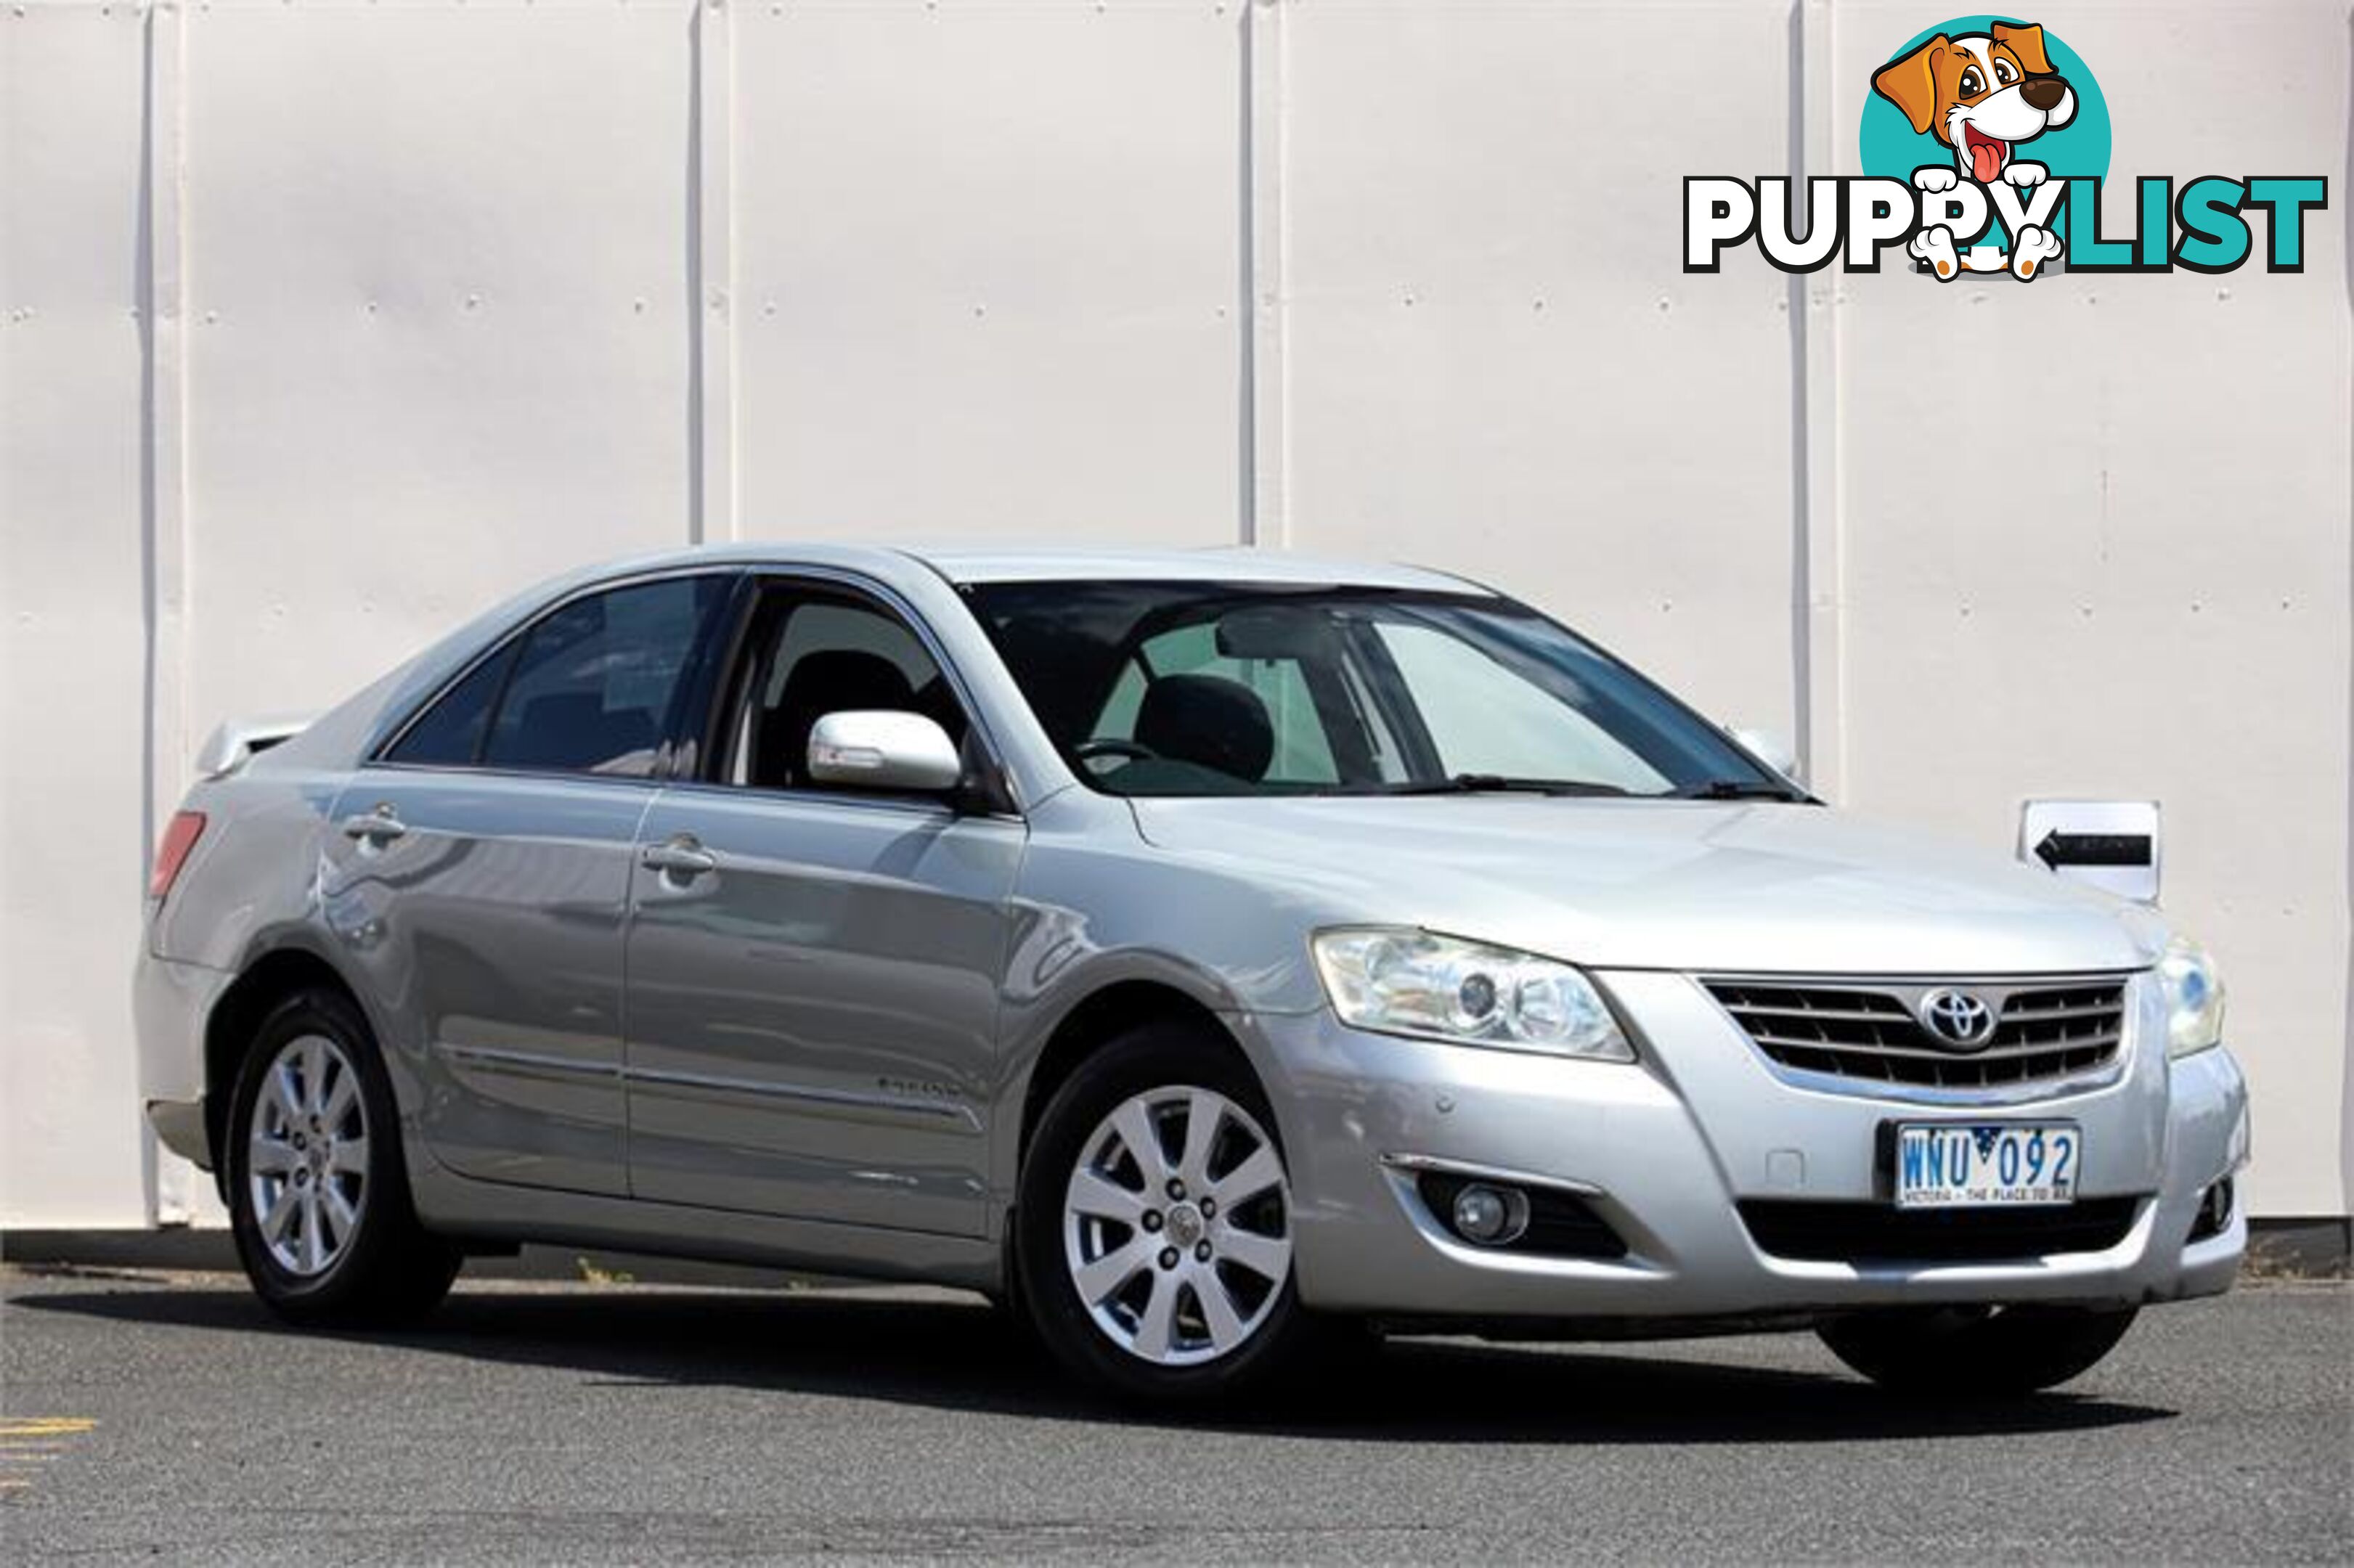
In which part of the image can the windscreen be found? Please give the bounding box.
[961,581,1793,800]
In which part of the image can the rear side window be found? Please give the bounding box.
[478,576,724,777]
[384,643,519,767]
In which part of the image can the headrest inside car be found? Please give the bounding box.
[1134,673,1274,782]
[762,650,918,787]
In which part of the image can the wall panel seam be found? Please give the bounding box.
[691,0,738,543]
[139,0,193,1225]
[1799,0,1844,799]
[1245,0,1285,548]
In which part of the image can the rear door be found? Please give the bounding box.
[322,569,734,1195]
[622,573,1024,1234]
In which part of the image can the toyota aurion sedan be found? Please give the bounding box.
[138,545,2247,1402]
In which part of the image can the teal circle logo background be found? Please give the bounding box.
[1859,15,2111,232]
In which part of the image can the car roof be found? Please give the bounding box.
[605,541,1493,595]
[905,544,1490,592]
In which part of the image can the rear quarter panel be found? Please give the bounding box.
[150,764,350,971]
[147,570,566,972]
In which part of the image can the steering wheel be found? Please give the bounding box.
[1073,738,1157,767]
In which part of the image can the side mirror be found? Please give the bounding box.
[1729,724,1801,783]
[806,710,964,793]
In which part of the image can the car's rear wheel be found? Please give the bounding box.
[1818,1302,2139,1395]
[1016,1023,1327,1403]
[227,987,460,1326]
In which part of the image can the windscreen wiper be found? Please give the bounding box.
[1380,774,1632,798]
[1674,778,1809,801]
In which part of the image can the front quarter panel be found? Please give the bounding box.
[987,788,1343,1204]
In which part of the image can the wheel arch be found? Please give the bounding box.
[202,945,371,1199]
[1012,977,1266,1192]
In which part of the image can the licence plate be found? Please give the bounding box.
[1894,1122,2080,1209]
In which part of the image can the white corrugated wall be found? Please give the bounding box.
[3,0,2347,1228]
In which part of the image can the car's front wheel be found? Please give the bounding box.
[226,987,461,1326]
[1016,1024,1327,1403]
[1817,1302,2140,1395]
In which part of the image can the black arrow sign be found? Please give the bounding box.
[2034,830,2154,871]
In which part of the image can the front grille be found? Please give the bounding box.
[1703,977,2127,1090]
[1739,1197,2141,1265]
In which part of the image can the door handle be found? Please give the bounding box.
[641,834,717,878]
[340,804,408,844]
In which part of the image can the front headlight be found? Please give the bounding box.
[1311,928,1634,1061]
[2157,935,2225,1058]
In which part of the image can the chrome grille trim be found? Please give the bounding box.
[1701,974,2134,1093]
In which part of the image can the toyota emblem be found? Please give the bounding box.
[1919,989,1997,1050]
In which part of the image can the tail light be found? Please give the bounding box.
[150,810,207,899]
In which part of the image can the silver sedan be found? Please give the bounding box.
[137,544,2248,1402]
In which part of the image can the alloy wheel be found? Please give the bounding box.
[1062,1085,1293,1365]
[245,1033,370,1277]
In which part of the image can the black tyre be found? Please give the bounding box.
[225,987,461,1326]
[1016,1021,1334,1404]
[1818,1302,2139,1395]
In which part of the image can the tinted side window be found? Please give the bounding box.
[722,592,967,790]
[481,576,723,777]
[386,642,519,767]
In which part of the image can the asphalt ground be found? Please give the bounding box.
[1,1267,2347,1564]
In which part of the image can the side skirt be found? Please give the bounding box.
[407,1151,1003,1295]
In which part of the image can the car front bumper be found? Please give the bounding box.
[1257,968,2247,1321]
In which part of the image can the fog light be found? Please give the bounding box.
[2190,1177,2234,1242]
[1450,1183,1528,1246]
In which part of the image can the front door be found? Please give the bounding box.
[623,578,1023,1234]
[322,570,731,1195]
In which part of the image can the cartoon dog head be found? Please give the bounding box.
[1873,21,2076,184]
